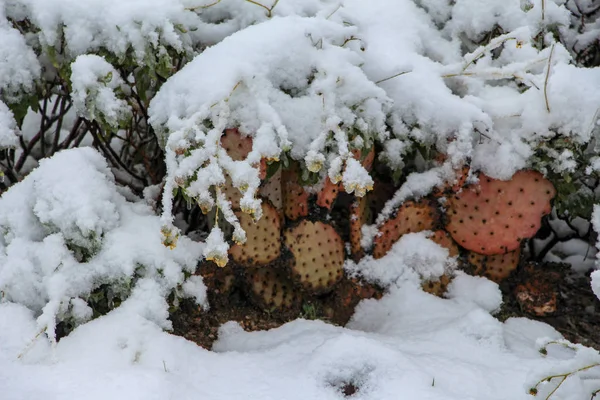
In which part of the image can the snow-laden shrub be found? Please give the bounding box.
[0,101,19,149]
[0,147,205,341]
[70,55,132,130]
[150,15,390,259]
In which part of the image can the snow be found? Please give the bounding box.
[5,0,198,62]
[0,283,594,400]
[0,148,206,341]
[0,16,41,103]
[346,231,456,288]
[0,100,19,148]
[70,55,131,129]
[1,0,600,399]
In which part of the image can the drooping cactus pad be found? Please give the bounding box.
[230,201,281,266]
[372,200,438,259]
[446,170,555,255]
[284,220,345,293]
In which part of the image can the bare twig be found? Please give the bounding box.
[544,44,556,113]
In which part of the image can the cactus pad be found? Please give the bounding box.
[446,170,555,255]
[246,266,302,311]
[351,145,375,171]
[284,220,345,293]
[429,230,459,257]
[349,196,368,262]
[220,128,252,161]
[372,200,438,259]
[259,168,282,213]
[221,176,242,209]
[467,248,521,282]
[422,274,452,297]
[420,231,458,297]
[282,166,309,221]
[230,201,281,266]
[316,177,341,210]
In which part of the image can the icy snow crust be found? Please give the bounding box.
[2,285,589,400]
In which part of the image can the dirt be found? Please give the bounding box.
[171,258,600,352]
[170,261,382,350]
[498,263,600,350]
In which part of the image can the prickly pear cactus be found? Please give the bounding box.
[446,170,555,255]
[422,274,452,297]
[466,248,521,283]
[246,265,302,311]
[259,167,282,214]
[432,165,470,198]
[284,220,345,293]
[420,231,459,297]
[372,200,438,259]
[282,165,309,221]
[316,177,341,210]
[220,128,253,161]
[349,196,368,262]
[429,230,460,257]
[229,201,281,266]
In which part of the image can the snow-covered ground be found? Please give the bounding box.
[2,279,596,400]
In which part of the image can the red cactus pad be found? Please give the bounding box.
[352,145,376,172]
[316,177,341,210]
[429,230,459,258]
[467,248,521,283]
[372,200,438,259]
[349,196,368,262]
[446,170,555,255]
[220,128,252,161]
[221,128,268,179]
[282,166,309,221]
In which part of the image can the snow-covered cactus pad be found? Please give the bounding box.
[372,200,438,259]
[0,148,205,340]
[149,15,389,258]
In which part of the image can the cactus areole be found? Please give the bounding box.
[446,170,556,255]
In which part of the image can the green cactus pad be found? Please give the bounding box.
[230,201,281,266]
[246,266,302,311]
[284,220,345,293]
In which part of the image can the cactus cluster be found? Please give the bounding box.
[203,131,379,315]
[369,168,556,294]
[199,126,557,321]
